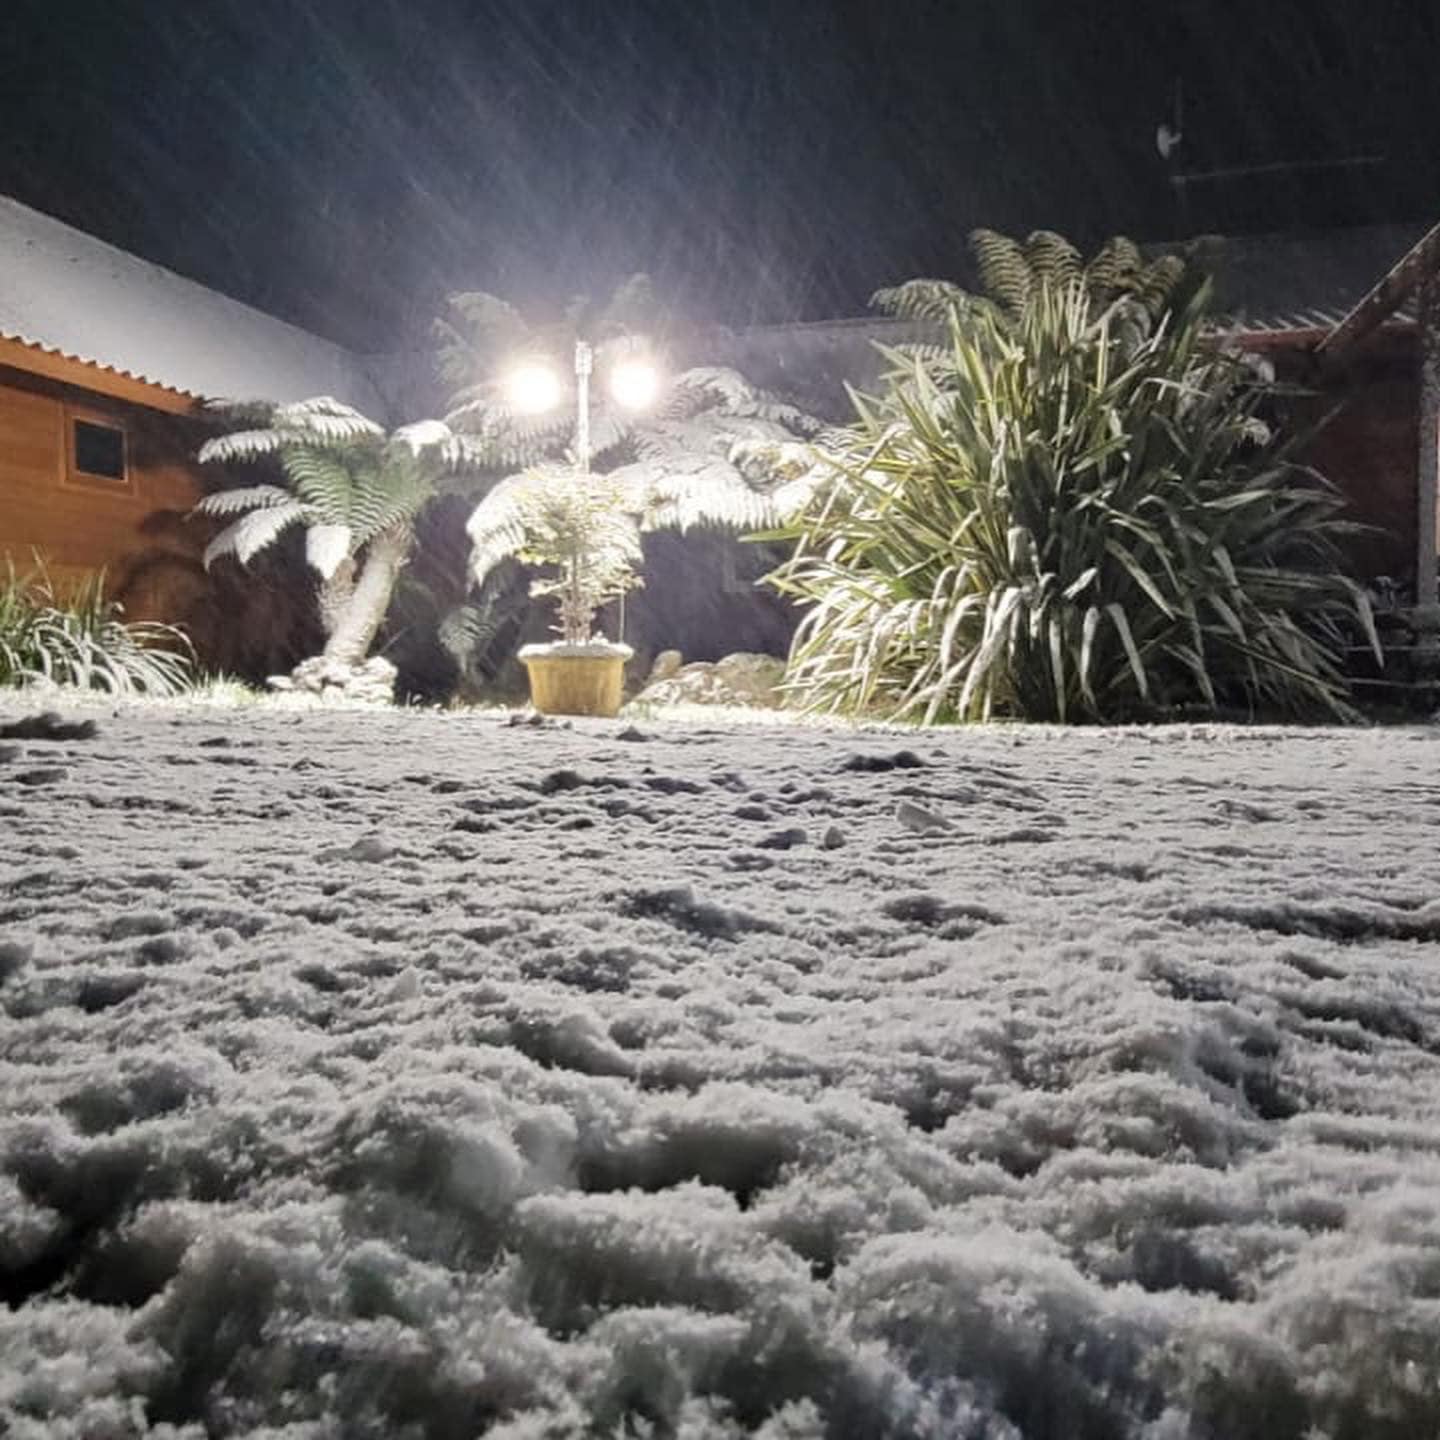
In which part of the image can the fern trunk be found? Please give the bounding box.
[321,528,409,667]
[317,557,357,640]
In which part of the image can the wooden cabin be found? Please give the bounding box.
[0,340,209,621]
[0,194,387,652]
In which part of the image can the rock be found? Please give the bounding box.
[821,825,846,849]
[278,656,398,704]
[632,651,787,710]
[0,940,32,984]
[15,767,66,786]
[895,800,953,834]
[648,650,684,684]
[389,967,422,1002]
[0,712,99,741]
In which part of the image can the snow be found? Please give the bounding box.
[0,195,386,412]
[1,701,1439,1438]
[518,642,635,660]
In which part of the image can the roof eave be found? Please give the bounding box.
[0,333,200,415]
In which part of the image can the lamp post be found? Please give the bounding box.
[503,339,660,642]
[504,339,658,466]
[573,340,593,475]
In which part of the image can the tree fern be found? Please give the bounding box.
[196,398,483,682]
[434,277,668,474]
[464,368,825,588]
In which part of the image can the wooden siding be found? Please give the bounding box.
[0,364,210,623]
[1267,331,1420,586]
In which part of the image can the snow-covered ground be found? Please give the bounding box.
[2,701,1439,1440]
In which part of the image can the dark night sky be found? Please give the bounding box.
[2,0,1437,350]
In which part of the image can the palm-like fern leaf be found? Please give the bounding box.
[203,500,306,569]
[972,229,1033,314]
[282,448,359,524]
[193,484,295,517]
[1023,230,1083,293]
[871,279,976,322]
[197,401,472,571]
[198,428,291,464]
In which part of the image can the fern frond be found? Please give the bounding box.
[284,412,384,445]
[192,484,294,516]
[971,229,1032,314]
[437,595,502,661]
[282,448,357,525]
[1085,235,1144,299]
[592,273,660,339]
[198,428,290,464]
[1136,254,1188,317]
[203,501,306,569]
[871,279,972,321]
[663,367,821,433]
[390,419,453,455]
[1024,230,1083,293]
[466,473,537,586]
[276,396,380,420]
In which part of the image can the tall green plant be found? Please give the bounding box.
[0,557,193,696]
[766,281,1379,724]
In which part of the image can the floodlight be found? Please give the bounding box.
[505,361,563,415]
[608,358,661,411]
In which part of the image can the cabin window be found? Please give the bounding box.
[71,418,127,482]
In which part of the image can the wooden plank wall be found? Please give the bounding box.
[0,364,210,623]
[1265,332,1421,587]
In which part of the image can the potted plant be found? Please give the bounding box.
[514,470,643,717]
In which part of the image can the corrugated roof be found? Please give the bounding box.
[0,195,386,414]
[1194,223,1429,337]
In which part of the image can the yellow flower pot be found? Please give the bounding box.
[519,643,632,718]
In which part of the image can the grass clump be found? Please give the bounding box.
[0,557,195,697]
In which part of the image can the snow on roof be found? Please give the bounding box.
[0,194,386,413]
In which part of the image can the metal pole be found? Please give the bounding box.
[574,339,592,475]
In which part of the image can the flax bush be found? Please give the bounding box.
[767,283,1378,723]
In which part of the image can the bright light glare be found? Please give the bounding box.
[505,362,563,415]
[608,358,661,411]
